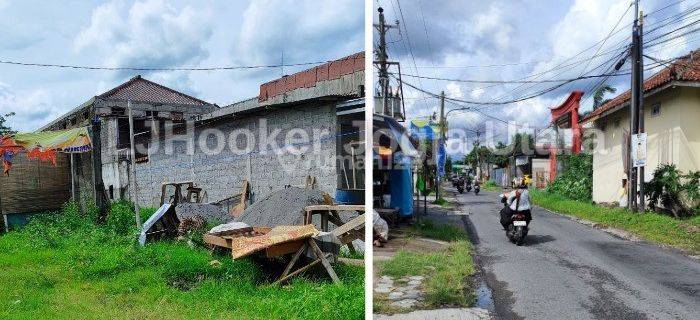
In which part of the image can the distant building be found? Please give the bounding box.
[582,50,700,204]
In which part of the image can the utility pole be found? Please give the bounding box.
[436,91,445,199]
[637,10,646,211]
[374,7,398,115]
[127,101,141,228]
[629,0,644,212]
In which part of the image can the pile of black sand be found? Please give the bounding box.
[234,187,327,227]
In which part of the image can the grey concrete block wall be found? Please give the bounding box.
[132,103,338,208]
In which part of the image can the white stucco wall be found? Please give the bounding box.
[591,86,700,204]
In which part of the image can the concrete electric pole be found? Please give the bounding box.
[374,7,398,115]
[628,0,645,212]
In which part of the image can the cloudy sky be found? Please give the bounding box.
[374,0,698,156]
[0,0,364,131]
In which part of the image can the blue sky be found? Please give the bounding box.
[374,0,698,156]
[0,0,364,131]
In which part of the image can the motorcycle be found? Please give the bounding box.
[500,195,528,245]
[465,183,472,192]
[474,184,480,195]
[455,177,465,193]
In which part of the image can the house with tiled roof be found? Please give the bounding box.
[40,75,218,210]
[581,50,700,204]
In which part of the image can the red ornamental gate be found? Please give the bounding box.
[549,91,583,182]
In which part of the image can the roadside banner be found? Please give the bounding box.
[0,126,92,174]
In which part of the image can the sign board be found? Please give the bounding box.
[631,133,647,167]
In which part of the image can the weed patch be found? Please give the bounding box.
[531,190,700,254]
[0,201,364,319]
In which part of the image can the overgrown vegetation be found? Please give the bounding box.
[645,164,700,218]
[546,153,593,202]
[482,180,500,191]
[531,190,700,254]
[0,201,364,319]
[379,241,475,308]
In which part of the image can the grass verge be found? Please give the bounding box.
[0,201,364,320]
[482,180,501,191]
[409,219,468,242]
[376,220,475,314]
[531,189,700,254]
[378,241,475,309]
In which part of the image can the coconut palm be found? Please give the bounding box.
[593,85,616,109]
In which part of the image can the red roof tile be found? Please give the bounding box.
[258,52,365,102]
[97,75,211,106]
[582,50,700,123]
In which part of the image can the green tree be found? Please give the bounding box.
[445,156,453,173]
[0,112,16,136]
[593,85,616,109]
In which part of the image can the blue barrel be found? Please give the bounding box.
[335,189,365,205]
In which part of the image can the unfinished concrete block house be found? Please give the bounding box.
[0,52,364,226]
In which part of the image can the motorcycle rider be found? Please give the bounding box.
[499,182,532,230]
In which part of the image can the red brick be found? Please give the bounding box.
[317,64,329,81]
[328,60,342,79]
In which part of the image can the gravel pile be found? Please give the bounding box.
[235,187,327,227]
[175,203,229,225]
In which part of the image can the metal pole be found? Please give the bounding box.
[70,153,76,201]
[436,91,445,200]
[127,101,141,227]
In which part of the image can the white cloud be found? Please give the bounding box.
[234,0,363,68]
[0,82,63,132]
[445,82,463,99]
[74,0,213,81]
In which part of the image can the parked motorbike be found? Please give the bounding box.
[457,184,464,193]
[500,195,528,246]
[474,184,480,195]
[465,183,472,192]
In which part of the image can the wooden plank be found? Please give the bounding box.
[338,257,364,266]
[265,239,304,257]
[331,214,365,238]
[274,259,322,285]
[304,204,365,212]
[308,239,340,284]
[203,234,232,248]
[280,243,307,278]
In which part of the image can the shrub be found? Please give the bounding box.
[546,154,593,202]
[645,164,699,218]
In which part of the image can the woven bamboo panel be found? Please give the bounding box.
[0,153,71,214]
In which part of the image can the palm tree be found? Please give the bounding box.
[593,85,616,109]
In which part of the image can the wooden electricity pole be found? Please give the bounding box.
[127,101,141,227]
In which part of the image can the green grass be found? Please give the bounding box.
[409,219,469,242]
[432,197,451,207]
[0,202,364,320]
[482,180,501,191]
[531,189,700,254]
[378,241,475,308]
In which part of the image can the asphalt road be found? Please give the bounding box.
[454,188,700,320]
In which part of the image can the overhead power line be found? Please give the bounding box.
[0,59,339,71]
